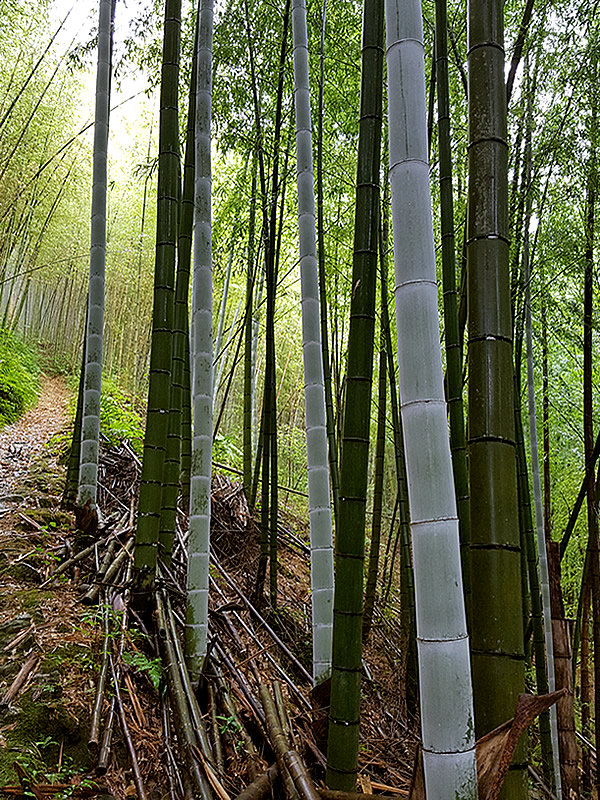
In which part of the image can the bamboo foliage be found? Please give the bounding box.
[385,0,477,796]
[185,0,214,681]
[290,0,334,685]
[77,0,113,509]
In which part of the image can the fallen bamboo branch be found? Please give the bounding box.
[155,591,215,799]
[212,556,313,684]
[3,624,34,652]
[210,575,311,711]
[82,539,132,605]
[161,695,185,800]
[212,640,265,726]
[232,765,279,800]
[208,683,225,775]
[39,529,121,587]
[109,655,147,800]
[95,695,116,775]
[0,653,40,708]
[161,589,218,768]
[258,683,319,800]
[319,791,409,800]
[88,598,111,749]
[0,781,106,797]
[209,656,262,779]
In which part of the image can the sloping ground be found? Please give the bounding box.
[0,377,98,790]
[0,378,417,800]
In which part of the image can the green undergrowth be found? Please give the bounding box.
[61,374,145,458]
[0,328,41,427]
[99,376,144,455]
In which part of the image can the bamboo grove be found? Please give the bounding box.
[4,0,600,795]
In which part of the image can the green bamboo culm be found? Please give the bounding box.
[63,314,87,508]
[134,0,181,587]
[467,0,526,794]
[254,0,290,608]
[159,204,185,566]
[77,0,113,511]
[362,320,386,642]
[243,155,258,501]
[159,10,199,561]
[434,0,470,611]
[514,389,553,784]
[325,0,384,787]
[178,19,198,516]
[385,0,477,794]
[521,66,561,790]
[315,0,339,527]
[291,0,334,684]
[380,197,417,713]
[185,0,214,682]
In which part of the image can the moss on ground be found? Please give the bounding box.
[0,690,92,785]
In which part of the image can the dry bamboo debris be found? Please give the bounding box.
[209,573,311,711]
[109,654,148,800]
[88,599,111,749]
[81,538,133,605]
[161,590,217,768]
[96,694,117,776]
[232,769,405,800]
[39,521,128,588]
[211,555,313,685]
[3,623,35,652]
[96,439,141,515]
[1,778,107,799]
[208,656,262,779]
[155,591,216,799]
[161,695,186,800]
[258,682,319,800]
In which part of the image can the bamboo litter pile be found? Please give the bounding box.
[34,439,415,800]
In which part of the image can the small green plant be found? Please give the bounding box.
[0,328,40,427]
[217,715,244,751]
[122,650,164,691]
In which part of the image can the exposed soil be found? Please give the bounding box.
[0,376,68,498]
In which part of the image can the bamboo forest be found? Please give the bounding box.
[2,0,600,797]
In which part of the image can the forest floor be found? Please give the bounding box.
[0,377,417,800]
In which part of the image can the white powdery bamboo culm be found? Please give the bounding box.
[185,0,214,682]
[291,0,334,683]
[385,0,477,796]
[78,0,112,507]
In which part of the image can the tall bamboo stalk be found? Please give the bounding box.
[178,24,198,517]
[135,0,181,587]
[385,0,477,795]
[434,0,470,607]
[524,231,561,795]
[77,0,113,510]
[325,0,383,786]
[185,0,214,682]
[291,0,334,684]
[315,0,339,525]
[243,157,258,500]
[467,0,525,794]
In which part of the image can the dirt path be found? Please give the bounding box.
[0,376,69,498]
